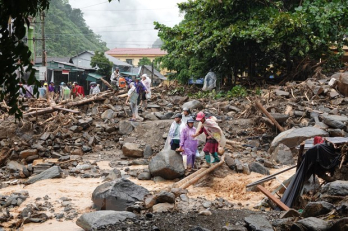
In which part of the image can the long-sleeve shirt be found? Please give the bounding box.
[180,125,198,155]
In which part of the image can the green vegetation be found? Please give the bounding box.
[155,0,348,84]
[90,51,113,77]
[138,57,152,67]
[34,0,108,57]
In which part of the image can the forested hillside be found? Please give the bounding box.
[35,0,108,57]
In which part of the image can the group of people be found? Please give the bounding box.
[166,109,226,175]
[125,73,152,121]
[36,81,86,100]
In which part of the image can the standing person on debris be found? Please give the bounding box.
[167,113,183,151]
[38,82,47,98]
[181,108,191,124]
[48,81,55,98]
[110,68,120,90]
[71,82,85,98]
[60,82,70,101]
[141,74,151,107]
[89,82,100,95]
[192,111,226,167]
[125,82,139,121]
[177,117,198,175]
[135,77,147,108]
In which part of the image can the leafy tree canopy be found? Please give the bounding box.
[155,0,348,84]
[90,51,113,77]
[138,57,152,66]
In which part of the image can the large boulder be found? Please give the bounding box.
[302,202,334,218]
[76,211,136,230]
[122,143,143,158]
[148,150,185,180]
[269,127,328,154]
[25,166,62,185]
[337,73,348,96]
[321,180,348,196]
[92,178,149,211]
[182,100,204,110]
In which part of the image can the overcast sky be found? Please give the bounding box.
[68,0,186,49]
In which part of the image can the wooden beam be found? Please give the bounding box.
[255,101,285,132]
[257,185,290,211]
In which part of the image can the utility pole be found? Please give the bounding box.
[151,60,154,86]
[41,11,46,66]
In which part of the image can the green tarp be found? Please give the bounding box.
[86,73,102,82]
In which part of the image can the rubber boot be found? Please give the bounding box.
[212,152,220,163]
[202,154,211,168]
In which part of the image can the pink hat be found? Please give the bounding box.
[196,111,205,121]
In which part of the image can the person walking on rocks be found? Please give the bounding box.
[167,113,182,151]
[135,77,147,108]
[177,117,198,174]
[60,82,71,101]
[125,82,138,121]
[141,74,151,107]
[192,111,226,167]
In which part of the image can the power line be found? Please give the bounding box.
[83,7,174,11]
[78,1,109,9]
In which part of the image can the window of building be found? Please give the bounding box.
[126,59,133,65]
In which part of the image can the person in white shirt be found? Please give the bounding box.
[141,74,151,109]
[125,82,138,121]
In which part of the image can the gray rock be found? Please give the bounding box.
[328,128,345,137]
[225,155,235,170]
[137,172,151,180]
[321,180,348,196]
[182,100,204,110]
[156,191,175,204]
[7,161,24,172]
[148,150,185,180]
[82,145,92,153]
[171,188,189,197]
[92,178,149,211]
[145,113,159,121]
[103,168,122,182]
[40,132,51,141]
[270,113,289,124]
[101,109,115,120]
[330,218,348,231]
[76,211,136,231]
[118,121,134,135]
[273,144,295,165]
[188,227,211,231]
[26,166,62,185]
[269,127,329,154]
[122,143,143,158]
[144,195,157,209]
[78,118,93,129]
[170,96,188,105]
[143,145,153,159]
[292,217,330,231]
[159,112,174,120]
[249,162,270,175]
[244,215,273,231]
[242,164,251,175]
[321,115,346,129]
[302,202,334,218]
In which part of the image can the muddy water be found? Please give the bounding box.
[1,162,295,230]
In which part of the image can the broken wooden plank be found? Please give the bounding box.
[257,185,290,211]
[255,101,285,132]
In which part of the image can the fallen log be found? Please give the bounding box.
[177,155,225,189]
[255,101,285,132]
[101,78,115,90]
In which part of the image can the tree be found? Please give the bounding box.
[155,0,348,85]
[138,57,152,66]
[90,51,113,77]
